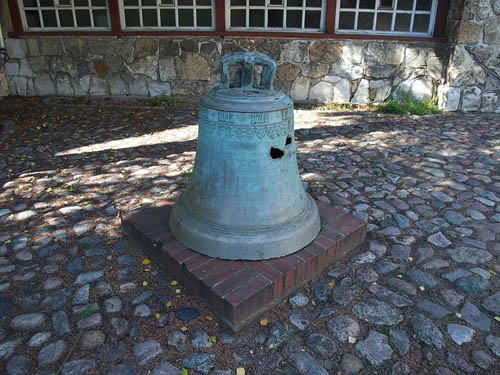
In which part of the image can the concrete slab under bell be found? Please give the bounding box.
[121,200,366,331]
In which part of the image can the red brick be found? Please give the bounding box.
[252,261,285,297]
[171,248,197,265]
[201,261,246,288]
[326,212,354,228]
[183,253,212,272]
[212,267,259,297]
[268,258,296,291]
[281,254,307,286]
[321,206,345,224]
[225,276,273,323]
[295,247,316,279]
[190,258,218,279]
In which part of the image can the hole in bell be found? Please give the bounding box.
[285,136,292,145]
[270,147,284,159]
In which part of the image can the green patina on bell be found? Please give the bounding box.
[169,51,321,260]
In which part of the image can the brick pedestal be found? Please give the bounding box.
[121,200,366,331]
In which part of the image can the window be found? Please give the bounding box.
[227,0,326,32]
[20,0,110,29]
[336,0,437,36]
[121,0,215,29]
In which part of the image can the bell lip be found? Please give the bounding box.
[200,87,293,113]
[168,194,321,260]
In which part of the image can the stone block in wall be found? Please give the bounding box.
[200,41,219,59]
[462,86,482,112]
[352,79,369,103]
[180,39,198,53]
[405,48,427,68]
[291,76,310,100]
[72,75,90,96]
[493,0,500,15]
[480,92,499,112]
[128,76,148,96]
[55,74,75,96]
[277,63,301,81]
[478,0,493,20]
[256,40,280,61]
[6,39,27,59]
[466,46,500,79]
[34,73,56,96]
[175,53,210,81]
[364,42,387,65]
[370,80,391,103]
[64,39,89,59]
[90,77,109,96]
[454,22,483,44]
[310,63,329,78]
[447,46,485,86]
[108,74,127,96]
[485,73,500,91]
[333,78,351,102]
[5,61,19,76]
[104,55,124,74]
[159,58,176,81]
[427,56,444,80]
[439,86,461,111]
[0,71,9,96]
[50,57,78,77]
[342,43,363,65]
[394,76,433,101]
[92,60,110,78]
[126,56,159,80]
[160,39,181,58]
[326,42,342,64]
[27,79,36,96]
[280,41,308,64]
[76,60,91,76]
[111,39,135,64]
[7,76,27,95]
[87,38,113,56]
[484,17,500,44]
[19,60,34,77]
[309,41,327,64]
[29,56,49,72]
[365,65,394,79]
[39,38,64,56]
[27,40,40,57]
[385,44,405,65]
[134,39,158,60]
[310,81,333,101]
[148,80,171,97]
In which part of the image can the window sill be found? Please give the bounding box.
[8,29,445,43]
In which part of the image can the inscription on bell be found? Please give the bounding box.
[252,113,269,124]
[218,111,233,122]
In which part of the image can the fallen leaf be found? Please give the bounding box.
[181,326,188,332]
[155,313,161,319]
[236,368,245,375]
[419,286,425,291]
[171,280,178,286]
[143,281,148,286]
[260,318,268,326]
[206,315,213,321]
[209,336,216,343]
[175,289,181,294]
[348,336,356,344]
[142,259,151,265]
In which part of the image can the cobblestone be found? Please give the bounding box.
[0,99,499,374]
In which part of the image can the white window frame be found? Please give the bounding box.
[18,0,111,31]
[226,0,326,33]
[335,0,438,37]
[120,0,216,30]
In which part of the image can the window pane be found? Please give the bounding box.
[178,9,194,26]
[26,11,41,27]
[359,0,375,9]
[160,9,175,25]
[397,0,413,10]
[305,10,320,28]
[376,12,392,30]
[286,10,301,28]
[58,10,74,27]
[125,9,140,26]
[74,0,88,5]
[23,0,38,7]
[231,0,245,5]
[268,10,283,27]
[250,0,265,4]
[339,11,355,29]
[231,9,246,26]
[197,9,212,27]
[269,0,283,5]
[340,0,356,7]
[379,0,393,7]
[394,13,411,30]
[142,9,158,26]
[91,0,106,6]
[76,9,91,26]
[124,0,138,5]
[142,0,156,5]
[287,0,302,5]
[306,0,322,7]
[249,9,265,27]
[93,9,108,26]
[413,14,429,32]
[197,0,211,5]
[42,10,58,27]
[416,0,431,10]
[40,0,54,6]
[357,12,373,29]
[178,0,192,4]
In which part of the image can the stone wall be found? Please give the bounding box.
[439,0,500,112]
[4,36,446,106]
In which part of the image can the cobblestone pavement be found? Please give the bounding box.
[1,96,500,375]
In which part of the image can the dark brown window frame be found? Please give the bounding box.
[7,0,448,41]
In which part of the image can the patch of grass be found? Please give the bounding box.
[77,305,100,320]
[377,93,442,115]
[73,96,90,105]
[139,94,177,107]
[182,171,192,179]
[491,141,500,148]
